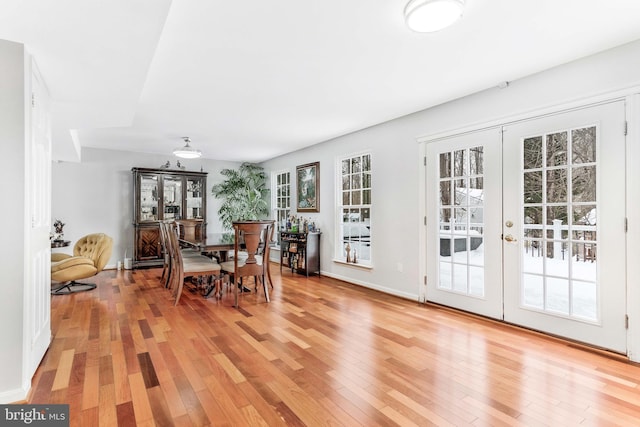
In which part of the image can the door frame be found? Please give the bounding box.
[418,91,640,361]
[625,93,640,361]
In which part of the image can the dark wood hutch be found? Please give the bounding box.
[132,167,207,268]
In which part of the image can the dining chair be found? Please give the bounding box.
[165,222,222,304]
[158,221,171,287]
[158,221,195,288]
[175,219,204,242]
[219,220,274,308]
[174,219,207,258]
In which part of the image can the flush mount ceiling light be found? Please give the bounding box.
[173,137,202,159]
[404,0,465,33]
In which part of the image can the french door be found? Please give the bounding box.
[425,128,503,319]
[425,100,627,353]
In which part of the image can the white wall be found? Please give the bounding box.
[0,40,27,402]
[47,38,640,354]
[261,38,640,300]
[52,149,241,267]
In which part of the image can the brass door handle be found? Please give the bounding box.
[503,234,517,242]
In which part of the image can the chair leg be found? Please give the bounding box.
[267,263,274,289]
[174,274,185,305]
[165,259,174,289]
[213,276,223,299]
[233,274,239,308]
[231,275,251,308]
[261,274,270,303]
[219,274,230,299]
[51,281,97,295]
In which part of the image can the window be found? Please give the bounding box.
[337,153,372,265]
[272,170,291,243]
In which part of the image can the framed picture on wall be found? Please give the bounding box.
[296,162,319,212]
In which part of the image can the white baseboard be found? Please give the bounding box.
[319,271,419,302]
[0,386,28,404]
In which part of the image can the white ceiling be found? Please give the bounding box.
[2,0,640,162]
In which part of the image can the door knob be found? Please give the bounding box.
[503,234,517,242]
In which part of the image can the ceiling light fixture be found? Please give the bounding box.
[173,137,202,159]
[404,0,465,33]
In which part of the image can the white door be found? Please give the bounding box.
[426,128,503,319]
[425,100,627,353]
[24,62,52,380]
[503,101,627,353]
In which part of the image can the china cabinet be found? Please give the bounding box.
[132,167,207,268]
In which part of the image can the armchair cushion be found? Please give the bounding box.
[51,253,71,262]
[73,233,112,272]
[51,233,113,285]
[51,257,97,281]
[51,256,95,272]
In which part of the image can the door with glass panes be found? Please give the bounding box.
[425,101,627,352]
[426,127,503,319]
[502,101,626,353]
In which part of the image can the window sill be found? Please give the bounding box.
[332,259,373,270]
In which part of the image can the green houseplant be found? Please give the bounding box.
[212,162,270,230]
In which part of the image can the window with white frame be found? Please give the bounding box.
[272,170,291,243]
[337,153,372,265]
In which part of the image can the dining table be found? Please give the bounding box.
[179,232,273,295]
[180,232,236,261]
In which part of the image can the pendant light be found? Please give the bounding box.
[173,137,202,159]
[405,0,465,33]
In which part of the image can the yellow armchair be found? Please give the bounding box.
[51,233,113,294]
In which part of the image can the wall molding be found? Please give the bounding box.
[319,270,419,302]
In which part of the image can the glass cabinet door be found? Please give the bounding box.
[163,176,182,220]
[139,175,159,221]
[186,178,204,219]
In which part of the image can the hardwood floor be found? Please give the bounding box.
[30,265,640,426]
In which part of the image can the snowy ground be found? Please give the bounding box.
[438,242,597,320]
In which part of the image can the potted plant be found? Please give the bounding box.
[212,162,270,230]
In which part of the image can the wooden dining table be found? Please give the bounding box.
[179,232,273,294]
[180,232,236,261]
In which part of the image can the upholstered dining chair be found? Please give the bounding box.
[165,222,222,304]
[158,220,202,289]
[51,233,113,294]
[219,220,274,308]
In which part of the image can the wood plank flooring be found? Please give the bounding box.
[29,265,640,426]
